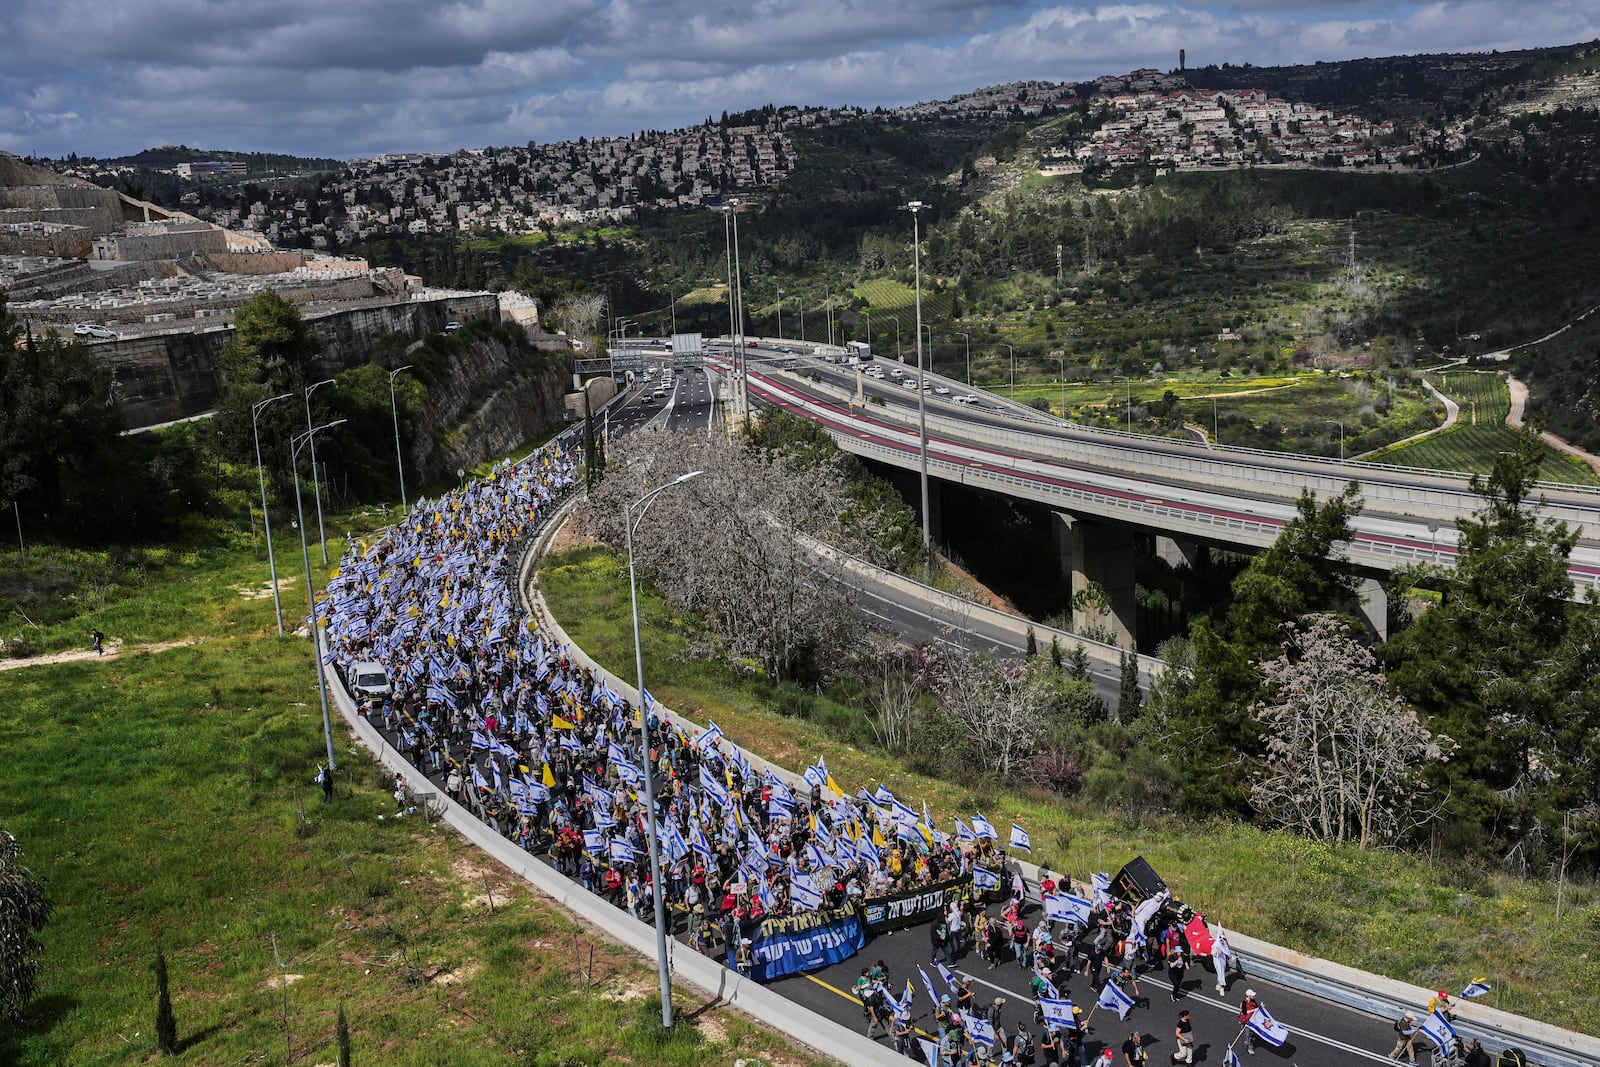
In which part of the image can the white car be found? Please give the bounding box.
[81,324,118,340]
[444,321,463,332]
[864,367,885,379]
[889,368,905,379]
[900,377,919,389]
[953,394,980,405]
[933,385,951,395]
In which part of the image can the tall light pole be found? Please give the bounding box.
[1112,374,1132,432]
[960,332,971,385]
[669,286,677,338]
[797,293,804,344]
[1212,396,1220,445]
[625,469,704,1028]
[1005,344,1015,401]
[388,365,412,514]
[776,288,783,340]
[1049,355,1066,418]
[893,317,901,361]
[292,419,347,772]
[725,200,749,415]
[1330,419,1345,461]
[905,200,931,579]
[252,391,293,634]
[303,377,337,564]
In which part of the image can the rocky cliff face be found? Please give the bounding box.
[412,334,572,480]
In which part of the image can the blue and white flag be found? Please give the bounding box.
[855,832,880,869]
[609,838,637,866]
[918,1039,941,1067]
[1245,1005,1289,1047]
[967,1016,997,1046]
[664,822,689,864]
[698,764,729,807]
[803,764,826,790]
[890,798,921,829]
[1096,980,1135,1020]
[1092,871,1112,907]
[1035,972,1060,999]
[1039,997,1076,1026]
[790,872,823,912]
[1461,980,1491,999]
[936,961,959,992]
[592,806,615,830]
[768,795,794,821]
[1043,893,1093,926]
[973,867,1001,892]
[971,812,998,840]
[766,769,793,801]
[1419,1009,1456,1054]
[582,828,605,854]
[918,965,942,1010]
[470,766,488,793]
[897,979,915,1019]
[873,784,896,806]
[689,821,713,860]
[612,758,644,786]
[1009,823,1031,852]
[1222,1049,1241,1067]
[471,729,492,750]
[955,816,977,842]
[693,721,723,752]
[607,739,631,765]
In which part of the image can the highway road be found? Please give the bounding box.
[730,356,1600,590]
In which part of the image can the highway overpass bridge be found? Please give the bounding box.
[713,348,1600,646]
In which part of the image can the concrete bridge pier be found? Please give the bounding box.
[1358,575,1388,640]
[1052,512,1137,647]
[1155,535,1202,571]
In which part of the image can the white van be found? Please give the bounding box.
[348,660,392,701]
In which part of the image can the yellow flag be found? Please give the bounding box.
[551,714,576,730]
[826,774,844,799]
[872,823,886,849]
[541,763,556,787]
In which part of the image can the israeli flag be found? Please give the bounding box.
[1092,871,1112,907]
[967,1016,997,1046]
[607,739,630,765]
[1043,893,1092,926]
[955,816,977,842]
[1039,997,1076,1026]
[971,812,998,840]
[509,777,529,802]
[694,721,723,752]
[918,1039,941,1066]
[1096,980,1135,1020]
[1419,1009,1456,1053]
[1035,972,1060,999]
[1009,823,1032,852]
[1245,1005,1289,1047]
[524,777,549,803]
[613,758,644,786]
[891,798,921,828]
[471,729,492,750]
[973,867,1001,892]
[689,821,713,860]
[768,795,794,821]
[698,764,729,807]
[856,832,880,869]
[1461,980,1491,999]
[790,873,823,912]
[898,979,915,1019]
[609,838,637,865]
[1223,1049,1241,1067]
[664,822,689,864]
[592,806,615,830]
[766,769,793,801]
[874,784,896,805]
[803,764,826,790]
[470,766,488,792]
[918,965,941,1010]
[936,961,959,992]
[582,828,605,854]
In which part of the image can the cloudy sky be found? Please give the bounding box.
[3,1,1596,160]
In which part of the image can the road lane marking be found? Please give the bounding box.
[801,973,934,1040]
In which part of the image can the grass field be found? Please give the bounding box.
[854,278,958,335]
[0,524,833,1066]
[539,543,1600,1036]
[1371,371,1600,485]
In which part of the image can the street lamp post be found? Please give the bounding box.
[388,365,413,513]
[252,391,293,634]
[625,469,704,1029]
[1049,355,1066,418]
[1005,344,1015,401]
[1211,397,1220,446]
[893,317,901,361]
[728,201,749,415]
[304,377,337,564]
[797,293,804,345]
[905,200,931,579]
[1330,420,1345,461]
[291,419,347,773]
[960,332,971,385]
[1113,375,1133,432]
[776,288,783,340]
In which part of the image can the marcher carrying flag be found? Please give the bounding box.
[1244,1004,1289,1047]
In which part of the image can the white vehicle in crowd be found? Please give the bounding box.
[347,660,392,702]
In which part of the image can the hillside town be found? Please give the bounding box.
[28,67,1468,252]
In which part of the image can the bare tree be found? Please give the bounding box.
[556,293,606,350]
[862,646,932,754]
[927,646,1056,778]
[582,429,860,682]
[1251,615,1450,848]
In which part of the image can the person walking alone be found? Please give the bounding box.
[1166,944,1187,1002]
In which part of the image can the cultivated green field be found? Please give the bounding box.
[1371,371,1600,485]
[540,544,1600,1036]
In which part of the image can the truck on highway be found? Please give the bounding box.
[845,340,871,364]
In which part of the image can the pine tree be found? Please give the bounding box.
[154,949,177,1055]
[336,1002,352,1067]
[1116,649,1142,721]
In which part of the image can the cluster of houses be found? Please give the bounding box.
[1051,87,1464,171]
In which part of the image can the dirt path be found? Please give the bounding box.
[0,638,202,672]
[1353,375,1459,460]
[1505,374,1600,477]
